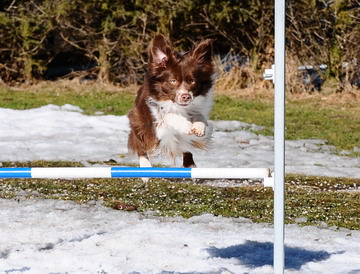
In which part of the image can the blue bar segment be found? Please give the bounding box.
[111,167,192,178]
[0,168,32,178]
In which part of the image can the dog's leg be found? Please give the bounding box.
[139,154,152,182]
[183,152,196,168]
[163,113,192,134]
[139,154,152,167]
[190,114,207,137]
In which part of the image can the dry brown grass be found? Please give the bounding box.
[214,55,274,100]
[1,78,139,98]
[214,53,360,108]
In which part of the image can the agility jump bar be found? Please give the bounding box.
[0,167,273,186]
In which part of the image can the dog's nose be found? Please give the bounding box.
[181,93,191,102]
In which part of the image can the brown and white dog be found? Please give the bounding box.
[128,34,215,169]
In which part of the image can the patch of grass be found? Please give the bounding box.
[0,81,135,116]
[285,98,360,154]
[0,177,274,221]
[286,174,360,229]
[0,162,359,230]
[212,93,360,156]
[211,95,274,136]
[1,161,86,168]
[211,95,272,122]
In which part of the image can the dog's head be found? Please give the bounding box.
[148,34,214,107]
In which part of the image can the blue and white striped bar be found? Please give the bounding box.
[0,167,274,187]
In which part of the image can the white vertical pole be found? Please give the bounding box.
[274,0,286,273]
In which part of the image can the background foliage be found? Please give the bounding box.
[0,0,359,90]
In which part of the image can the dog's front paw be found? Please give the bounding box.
[164,113,192,134]
[190,121,206,137]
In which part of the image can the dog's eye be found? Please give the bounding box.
[169,79,178,85]
[189,79,196,85]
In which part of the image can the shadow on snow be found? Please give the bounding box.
[207,240,344,270]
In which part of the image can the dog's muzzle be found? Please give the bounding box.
[176,91,193,106]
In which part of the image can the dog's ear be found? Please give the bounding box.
[191,39,214,63]
[149,34,172,68]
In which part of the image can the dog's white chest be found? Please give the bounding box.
[146,94,213,159]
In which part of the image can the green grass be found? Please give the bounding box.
[1,161,359,230]
[285,100,360,154]
[0,84,135,116]
[212,95,360,156]
[211,96,274,135]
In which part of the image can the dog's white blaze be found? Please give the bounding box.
[175,83,194,105]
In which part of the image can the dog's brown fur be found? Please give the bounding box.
[128,34,215,167]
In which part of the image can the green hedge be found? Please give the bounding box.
[0,0,358,85]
